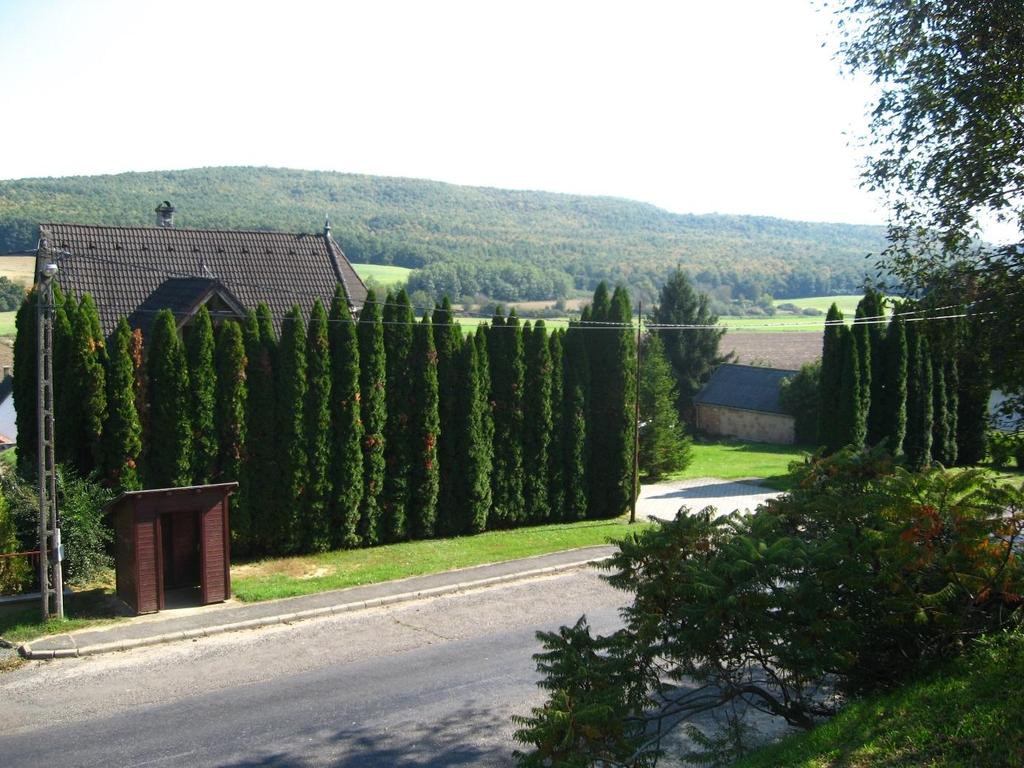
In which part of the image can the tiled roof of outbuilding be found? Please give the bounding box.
[38,223,367,336]
[692,363,796,415]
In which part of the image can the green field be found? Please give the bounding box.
[774,294,865,314]
[0,311,15,335]
[351,263,413,286]
[669,441,810,489]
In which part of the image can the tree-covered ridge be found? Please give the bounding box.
[0,166,888,302]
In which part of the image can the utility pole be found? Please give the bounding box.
[36,235,63,620]
[630,301,642,524]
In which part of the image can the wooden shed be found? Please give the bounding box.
[110,483,237,615]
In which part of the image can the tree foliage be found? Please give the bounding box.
[275,305,308,554]
[145,309,191,488]
[303,299,332,553]
[102,318,142,492]
[408,314,440,539]
[638,333,692,480]
[779,360,821,446]
[329,286,363,549]
[184,305,216,485]
[358,290,387,546]
[214,319,248,551]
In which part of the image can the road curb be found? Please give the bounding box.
[19,554,612,660]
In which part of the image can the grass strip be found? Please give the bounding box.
[668,441,810,491]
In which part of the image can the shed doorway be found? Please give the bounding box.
[160,509,201,608]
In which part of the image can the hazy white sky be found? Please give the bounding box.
[0,0,884,225]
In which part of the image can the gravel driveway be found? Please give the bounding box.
[637,477,783,522]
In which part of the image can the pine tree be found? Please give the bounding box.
[383,289,414,541]
[185,305,216,485]
[455,331,492,534]
[547,330,565,522]
[523,321,553,523]
[488,308,526,526]
[329,286,363,549]
[638,333,693,480]
[408,314,440,539]
[241,307,278,554]
[837,324,866,449]
[303,299,332,553]
[879,315,908,455]
[102,318,142,491]
[66,294,106,475]
[214,319,248,552]
[358,290,387,546]
[13,291,37,479]
[275,305,308,554]
[818,303,845,451]
[432,298,462,535]
[146,309,191,488]
[562,320,589,522]
[905,324,934,469]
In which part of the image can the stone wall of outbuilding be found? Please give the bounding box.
[695,404,795,445]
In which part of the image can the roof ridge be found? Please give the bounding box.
[40,222,323,238]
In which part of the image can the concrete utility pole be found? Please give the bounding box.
[36,237,63,621]
[630,301,642,525]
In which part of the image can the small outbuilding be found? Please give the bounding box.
[693,364,796,444]
[110,483,237,615]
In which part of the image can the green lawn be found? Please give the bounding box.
[351,263,413,286]
[734,629,1024,768]
[232,516,644,602]
[0,584,124,644]
[668,440,810,490]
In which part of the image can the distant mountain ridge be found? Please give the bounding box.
[0,166,888,302]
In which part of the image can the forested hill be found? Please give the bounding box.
[0,166,888,302]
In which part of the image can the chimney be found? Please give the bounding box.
[155,201,176,228]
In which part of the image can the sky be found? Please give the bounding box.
[0,0,885,226]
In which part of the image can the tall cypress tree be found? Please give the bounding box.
[853,292,877,442]
[488,308,526,527]
[879,315,908,455]
[523,321,553,523]
[303,299,332,553]
[53,289,77,467]
[146,309,191,488]
[562,320,589,522]
[329,286,363,549]
[858,289,888,445]
[66,294,107,475]
[383,289,414,541]
[408,314,440,539]
[837,324,866,449]
[547,330,565,522]
[13,291,37,479]
[358,290,387,546]
[930,341,950,466]
[818,303,845,451]
[275,305,308,555]
[905,324,934,469]
[214,319,248,552]
[102,318,142,492]
[455,331,492,534]
[242,307,278,554]
[432,298,462,536]
[185,305,216,485]
[956,315,989,465]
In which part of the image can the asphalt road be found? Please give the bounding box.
[0,568,626,768]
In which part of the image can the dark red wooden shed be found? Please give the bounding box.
[110,483,237,614]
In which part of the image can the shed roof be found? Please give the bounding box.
[692,363,795,416]
[39,222,367,336]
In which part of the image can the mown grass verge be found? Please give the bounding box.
[668,440,811,490]
[232,516,644,602]
[0,584,124,644]
[734,629,1024,768]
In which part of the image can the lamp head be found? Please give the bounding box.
[41,263,58,279]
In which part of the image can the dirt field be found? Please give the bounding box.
[722,331,822,371]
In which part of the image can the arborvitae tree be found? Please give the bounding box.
[214,319,248,553]
[488,308,526,527]
[408,314,440,539]
[102,318,142,491]
[275,305,308,555]
[53,289,77,467]
[837,324,866,449]
[130,328,148,463]
[66,294,107,475]
[879,315,908,455]
[146,309,191,488]
[432,298,462,536]
[941,354,959,466]
[329,286,363,549]
[302,299,332,553]
[956,315,989,465]
[649,269,730,415]
[358,290,387,546]
[523,321,553,523]
[383,289,414,541]
[242,307,278,554]
[454,332,492,534]
[547,330,565,522]
[185,305,216,485]
[928,318,960,466]
[905,324,934,469]
[638,332,693,480]
[853,292,876,440]
[13,290,37,479]
[858,289,888,445]
[930,342,950,466]
[818,303,845,451]
[562,320,590,522]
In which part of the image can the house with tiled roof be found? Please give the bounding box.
[35,202,368,336]
[693,363,797,444]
